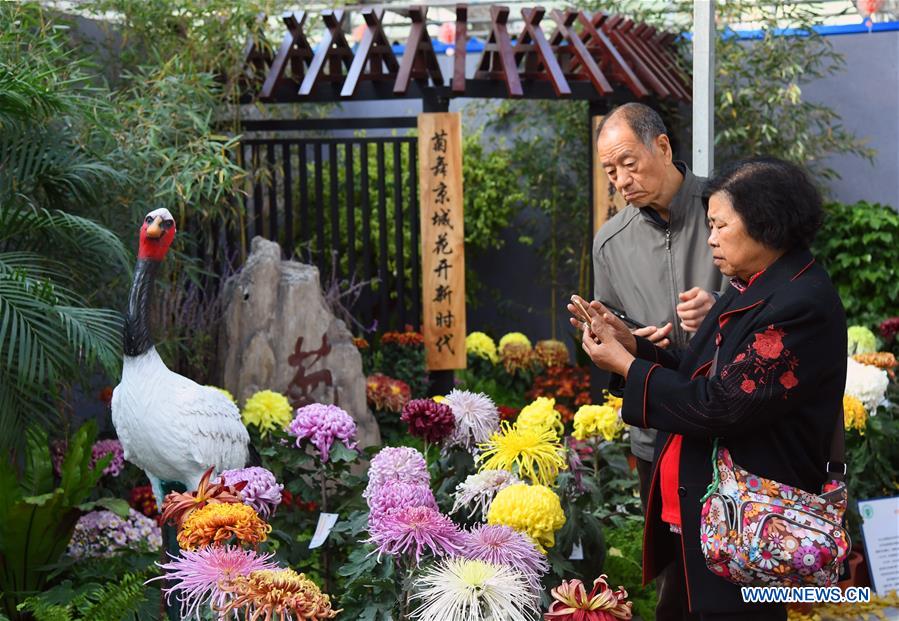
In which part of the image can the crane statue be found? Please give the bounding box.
[112,208,250,506]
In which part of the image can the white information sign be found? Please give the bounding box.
[859,496,899,596]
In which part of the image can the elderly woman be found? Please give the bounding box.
[571,157,847,621]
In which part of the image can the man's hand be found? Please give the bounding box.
[633,323,673,349]
[676,287,715,333]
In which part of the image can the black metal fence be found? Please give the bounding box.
[237,117,421,333]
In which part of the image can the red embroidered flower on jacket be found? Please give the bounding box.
[741,379,757,394]
[779,371,799,389]
[752,327,785,359]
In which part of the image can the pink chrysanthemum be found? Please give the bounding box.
[459,524,549,597]
[368,505,462,565]
[219,467,283,520]
[149,545,277,619]
[363,446,430,499]
[442,389,500,452]
[367,481,438,526]
[288,403,358,462]
[91,439,125,477]
[401,399,455,443]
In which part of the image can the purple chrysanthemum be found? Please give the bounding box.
[219,466,283,519]
[367,481,438,526]
[459,524,549,597]
[287,403,358,462]
[401,399,455,443]
[442,389,500,452]
[368,505,462,565]
[148,545,277,619]
[67,509,161,559]
[91,439,125,477]
[363,446,430,499]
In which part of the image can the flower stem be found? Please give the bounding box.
[320,467,331,595]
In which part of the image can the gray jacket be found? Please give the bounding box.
[592,164,726,461]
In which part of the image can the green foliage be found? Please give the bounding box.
[0,421,114,620]
[17,571,155,621]
[813,201,899,325]
[602,517,658,621]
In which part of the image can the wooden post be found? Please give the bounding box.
[591,115,627,235]
[418,112,466,371]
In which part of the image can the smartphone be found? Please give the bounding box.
[598,301,647,330]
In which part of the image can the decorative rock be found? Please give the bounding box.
[219,237,380,448]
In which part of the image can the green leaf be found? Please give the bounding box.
[78,497,130,518]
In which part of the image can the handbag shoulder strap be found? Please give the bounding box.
[707,344,846,483]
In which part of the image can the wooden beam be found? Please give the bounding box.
[547,9,612,96]
[394,6,445,95]
[298,10,353,97]
[452,4,468,93]
[474,5,522,98]
[573,11,648,99]
[597,14,670,99]
[240,13,272,91]
[617,19,687,100]
[261,11,313,100]
[342,9,400,98]
[513,7,571,97]
[628,22,689,99]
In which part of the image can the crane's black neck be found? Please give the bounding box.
[123,259,160,357]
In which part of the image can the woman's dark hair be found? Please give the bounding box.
[703,157,823,250]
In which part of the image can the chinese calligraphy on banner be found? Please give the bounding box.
[418,112,466,370]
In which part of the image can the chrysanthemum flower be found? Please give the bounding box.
[241,390,293,436]
[465,331,499,363]
[219,466,283,519]
[477,422,567,486]
[219,568,339,620]
[602,390,623,411]
[535,339,569,367]
[451,469,521,519]
[442,389,500,452]
[367,505,462,565]
[150,545,276,619]
[573,404,624,442]
[381,328,425,347]
[545,574,633,620]
[499,332,532,351]
[177,502,270,550]
[501,342,535,374]
[409,558,534,621]
[366,373,412,413]
[91,439,125,477]
[161,467,246,528]
[517,397,565,437]
[459,524,548,596]
[288,403,358,462]
[845,357,889,412]
[364,446,430,499]
[401,399,456,443]
[367,481,438,524]
[487,483,566,553]
[843,394,867,433]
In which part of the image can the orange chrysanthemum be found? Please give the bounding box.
[160,467,246,529]
[177,502,270,550]
[219,568,339,620]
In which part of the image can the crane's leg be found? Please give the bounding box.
[148,473,166,510]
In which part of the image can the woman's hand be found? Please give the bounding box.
[580,310,636,377]
[567,296,637,355]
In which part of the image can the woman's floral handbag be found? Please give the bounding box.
[699,439,850,587]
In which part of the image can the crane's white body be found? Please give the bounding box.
[112,347,249,503]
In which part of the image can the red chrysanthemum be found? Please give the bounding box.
[401,399,455,443]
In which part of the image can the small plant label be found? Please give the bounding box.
[309,512,339,549]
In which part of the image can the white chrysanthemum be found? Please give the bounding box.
[442,389,500,452]
[409,558,536,621]
[451,470,521,519]
[845,357,889,414]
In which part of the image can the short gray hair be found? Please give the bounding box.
[597,103,668,148]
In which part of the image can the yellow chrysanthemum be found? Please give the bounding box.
[516,397,564,437]
[498,332,532,352]
[221,568,339,620]
[573,404,624,441]
[477,422,567,486]
[843,394,867,434]
[602,389,623,411]
[177,502,271,550]
[241,390,293,436]
[466,332,499,364]
[487,483,566,552]
[433,395,446,403]
[207,385,237,405]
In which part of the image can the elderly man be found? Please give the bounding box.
[592,103,724,619]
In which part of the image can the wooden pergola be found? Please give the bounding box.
[238,5,691,108]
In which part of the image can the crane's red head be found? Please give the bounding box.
[138,208,176,261]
